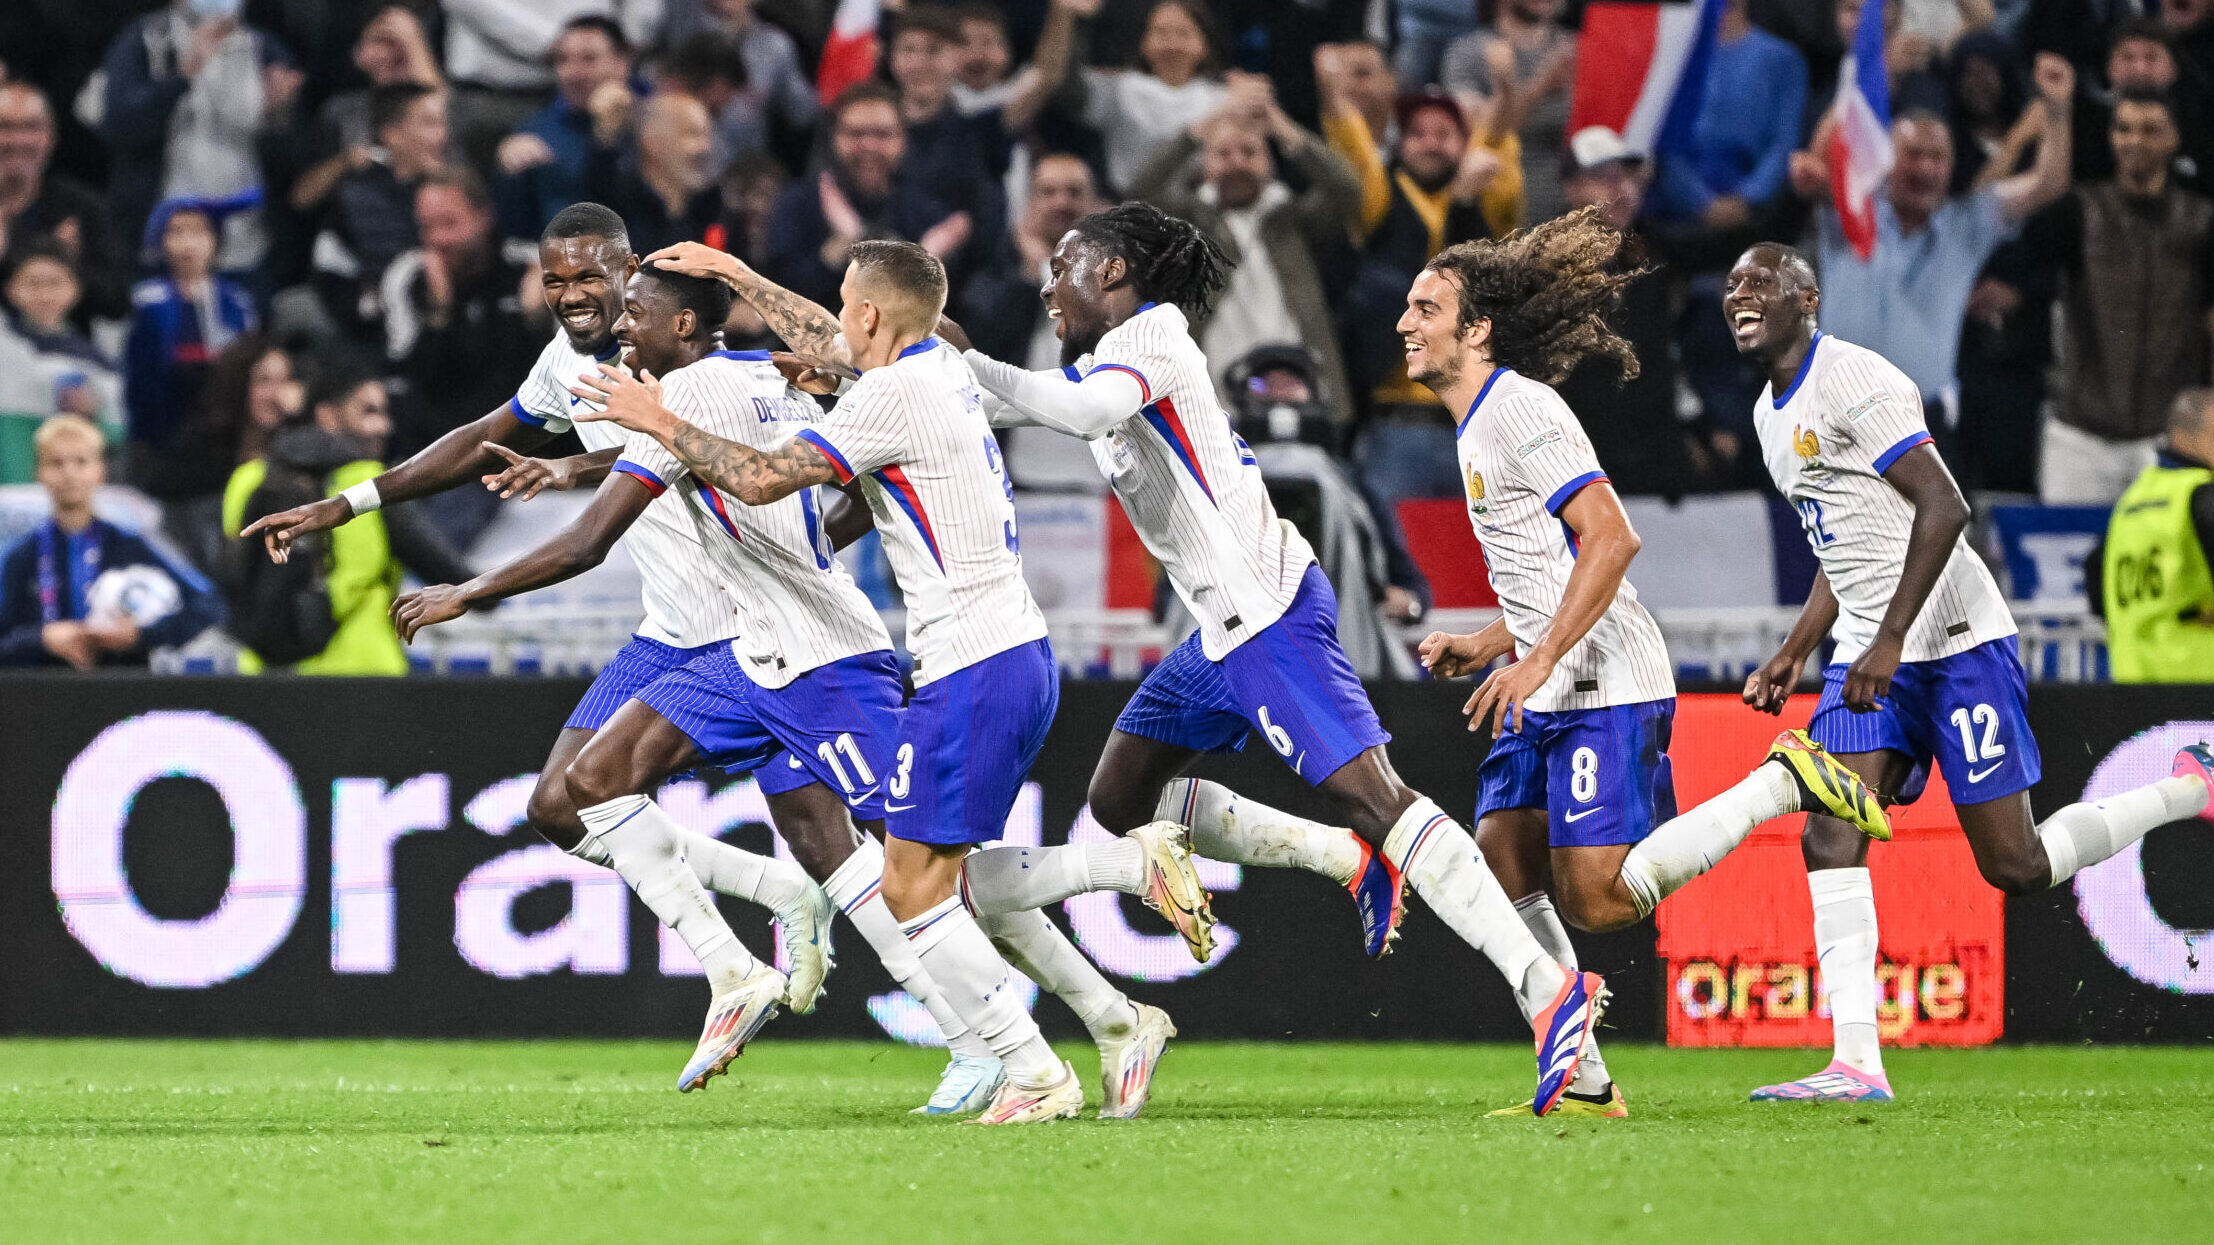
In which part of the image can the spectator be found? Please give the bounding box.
[313,83,450,339]
[2025,88,2214,505]
[125,200,257,470]
[1440,0,1578,226]
[1225,343,1429,680]
[1789,54,2075,452]
[0,414,224,668]
[1128,79,1361,417]
[581,91,723,259]
[657,0,820,164]
[221,365,473,675]
[762,83,972,312]
[657,31,751,178]
[2091,388,2214,683]
[1394,0,1483,87]
[1944,31,2029,191]
[886,7,1007,247]
[97,0,302,269]
[1,243,122,441]
[141,333,303,567]
[1332,88,1510,422]
[441,1,658,173]
[383,168,544,538]
[0,83,127,322]
[1648,0,1807,231]
[2073,18,2214,197]
[952,2,1022,114]
[1080,0,1228,193]
[283,4,446,218]
[1322,45,1523,242]
[953,152,1107,489]
[495,16,635,238]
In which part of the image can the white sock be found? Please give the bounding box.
[1156,777,1363,883]
[1809,867,1883,1076]
[575,795,757,991]
[1514,893,1610,1093]
[956,840,1144,914]
[1381,798,1558,1018]
[979,907,1139,1041]
[2037,775,2206,885]
[900,896,1061,1086]
[1619,764,1797,916]
[823,840,992,1059]
[573,824,812,917]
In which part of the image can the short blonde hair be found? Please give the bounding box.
[33,413,104,463]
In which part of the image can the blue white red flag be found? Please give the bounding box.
[1825,0,1894,260]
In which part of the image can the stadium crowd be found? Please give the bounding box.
[0,0,2210,671]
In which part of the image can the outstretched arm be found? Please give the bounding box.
[964,351,1146,438]
[390,472,654,641]
[570,365,842,505]
[641,241,847,362]
[1466,480,1642,736]
[241,403,553,561]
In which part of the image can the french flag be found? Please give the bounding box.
[817,0,881,104]
[1824,0,1893,259]
[1568,0,1724,156]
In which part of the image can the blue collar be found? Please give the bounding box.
[1455,367,1510,435]
[592,338,623,363]
[710,349,774,362]
[1136,301,1159,314]
[1771,331,1823,408]
[2157,448,2209,471]
[897,337,942,360]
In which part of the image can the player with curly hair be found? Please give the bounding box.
[1410,209,1894,1115]
[952,200,1612,1117]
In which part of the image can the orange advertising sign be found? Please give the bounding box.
[1656,695,2005,1047]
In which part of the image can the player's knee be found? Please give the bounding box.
[561,745,635,812]
[524,772,582,849]
[1557,887,1638,935]
[1981,852,2049,896]
[1799,818,1867,871]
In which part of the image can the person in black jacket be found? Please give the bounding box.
[0,414,224,667]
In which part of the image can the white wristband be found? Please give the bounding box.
[340,480,382,515]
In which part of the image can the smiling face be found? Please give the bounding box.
[553,25,629,109]
[1723,245,1818,361]
[2111,35,2178,90]
[1202,122,1271,210]
[539,233,634,352]
[1141,2,1209,85]
[1397,106,1467,188]
[958,15,1010,90]
[2111,97,2181,187]
[831,98,906,198]
[612,273,695,376]
[1397,268,1485,391]
[1041,230,1128,366]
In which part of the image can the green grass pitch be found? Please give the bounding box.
[1,1040,2208,1244]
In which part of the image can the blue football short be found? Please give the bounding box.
[1112,564,1391,786]
[1806,636,2040,806]
[635,645,905,821]
[564,635,724,731]
[1475,697,1678,848]
[890,637,1060,846]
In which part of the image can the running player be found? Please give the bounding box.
[941,202,1609,1116]
[573,239,1207,1124]
[1726,242,2214,1102]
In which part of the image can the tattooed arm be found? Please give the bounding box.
[569,364,841,505]
[640,241,847,362]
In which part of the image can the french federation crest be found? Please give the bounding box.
[1793,425,1825,474]
[1466,465,1488,514]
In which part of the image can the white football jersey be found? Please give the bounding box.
[1756,332,2015,665]
[794,338,1048,685]
[613,351,894,689]
[1454,367,1675,712]
[511,332,736,649]
[1073,302,1315,660]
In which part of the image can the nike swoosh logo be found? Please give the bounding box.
[846,786,880,807]
[1562,806,1606,824]
[1968,761,2005,783]
[885,802,916,812]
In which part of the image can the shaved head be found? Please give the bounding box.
[848,239,947,335]
[1745,242,1819,293]
[2170,388,2214,435]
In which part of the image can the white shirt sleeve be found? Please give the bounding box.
[798,373,915,482]
[963,349,1146,439]
[1821,355,1932,477]
[1497,393,1609,514]
[511,340,578,434]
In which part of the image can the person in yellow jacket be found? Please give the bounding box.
[222,366,475,674]
[2091,388,2214,682]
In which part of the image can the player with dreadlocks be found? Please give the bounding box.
[1407,209,1892,1116]
[952,200,1609,1116]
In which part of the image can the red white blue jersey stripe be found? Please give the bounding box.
[1756,333,2013,664]
[796,337,1046,686]
[1077,302,1312,660]
[617,352,892,689]
[1454,368,1674,712]
[513,331,736,648]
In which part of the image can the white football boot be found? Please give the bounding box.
[1098,1003,1176,1120]
[774,882,836,1014]
[967,1061,1085,1125]
[678,963,787,1092]
[911,1054,1006,1116]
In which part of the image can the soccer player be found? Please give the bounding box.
[239,204,833,1089]
[574,238,1207,1124]
[940,201,1611,1116]
[1726,242,2214,1102]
